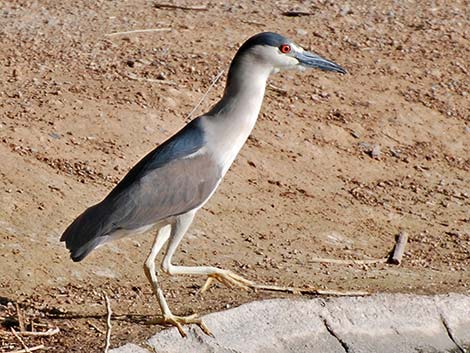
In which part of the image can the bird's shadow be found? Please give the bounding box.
[0,295,159,326]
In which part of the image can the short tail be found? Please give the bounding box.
[60,203,109,261]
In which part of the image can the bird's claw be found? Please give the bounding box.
[146,313,212,337]
[200,270,256,293]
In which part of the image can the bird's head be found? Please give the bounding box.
[233,32,346,75]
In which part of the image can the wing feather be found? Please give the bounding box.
[61,117,222,261]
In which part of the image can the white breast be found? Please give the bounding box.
[200,113,258,176]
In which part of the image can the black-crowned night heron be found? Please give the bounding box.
[61,32,346,336]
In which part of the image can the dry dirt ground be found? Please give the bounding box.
[0,0,469,351]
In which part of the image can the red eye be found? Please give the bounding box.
[280,44,291,54]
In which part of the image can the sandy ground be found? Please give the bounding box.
[0,0,469,351]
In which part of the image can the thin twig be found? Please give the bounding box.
[389,230,408,265]
[155,3,208,11]
[201,275,368,297]
[252,283,368,296]
[186,70,224,120]
[104,294,112,353]
[282,10,315,17]
[8,345,45,353]
[87,320,106,334]
[241,20,265,26]
[15,303,25,332]
[106,28,172,36]
[10,328,30,353]
[18,328,60,337]
[268,83,288,95]
[309,257,388,265]
[382,132,401,144]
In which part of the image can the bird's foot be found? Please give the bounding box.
[200,269,256,293]
[146,313,212,338]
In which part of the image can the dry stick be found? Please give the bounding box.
[282,10,315,17]
[105,28,172,36]
[308,231,410,266]
[309,257,388,265]
[241,20,265,26]
[389,230,408,265]
[104,294,112,353]
[382,132,401,144]
[8,345,45,353]
[155,3,208,11]
[186,70,224,120]
[87,320,106,334]
[268,83,288,95]
[201,275,368,297]
[19,328,60,337]
[15,303,25,332]
[251,283,369,296]
[10,328,31,353]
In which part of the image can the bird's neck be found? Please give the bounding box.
[203,57,272,175]
[208,58,272,128]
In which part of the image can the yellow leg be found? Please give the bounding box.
[143,212,212,337]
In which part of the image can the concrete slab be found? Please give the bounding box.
[111,294,470,353]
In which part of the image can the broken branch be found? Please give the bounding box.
[10,328,30,353]
[282,10,316,17]
[15,303,25,333]
[389,230,408,265]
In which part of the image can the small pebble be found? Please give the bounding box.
[49,132,61,139]
[340,4,353,16]
[371,144,381,159]
[390,147,401,157]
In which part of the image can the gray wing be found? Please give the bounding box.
[106,151,221,230]
[61,117,222,261]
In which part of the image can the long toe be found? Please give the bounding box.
[146,314,212,337]
[200,270,257,293]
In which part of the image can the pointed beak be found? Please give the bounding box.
[295,50,347,74]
